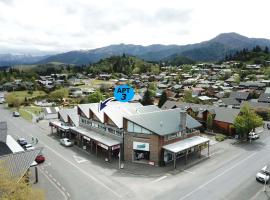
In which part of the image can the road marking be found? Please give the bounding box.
[182,170,195,174]
[73,155,88,164]
[39,167,68,200]
[151,176,168,183]
[179,152,257,200]
[39,140,122,198]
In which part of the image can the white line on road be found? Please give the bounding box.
[39,140,122,199]
[182,170,195,174]
[151,176,168,183]
[39,168,68,200]
[179,152,257,200]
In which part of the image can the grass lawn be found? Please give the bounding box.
[10,107,33,121]
[23,106,43,115]
[8,91,46,101]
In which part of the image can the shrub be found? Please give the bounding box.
[215,134,226,142]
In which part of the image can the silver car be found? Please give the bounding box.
[60,138,73,147]
[256,166,270,184]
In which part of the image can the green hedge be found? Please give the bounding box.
[215,134,226,142]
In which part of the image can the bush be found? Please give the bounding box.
[215,134,226,142]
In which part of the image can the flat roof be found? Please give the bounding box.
[50,121,70,130]
[163,136,210,153]
[70,127,121,147]
[6,135,24,153]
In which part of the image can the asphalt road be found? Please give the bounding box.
[1,104,270,200]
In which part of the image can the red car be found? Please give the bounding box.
[35,154,45,164]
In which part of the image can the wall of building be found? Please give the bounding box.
[124,132,161,166]
[213,120,233,135]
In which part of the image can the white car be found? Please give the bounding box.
[256,166,270,184]
[24,144,35,151]
[248,132,259,140]
[60,138,73,147]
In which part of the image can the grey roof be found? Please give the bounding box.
[265,87,270,94]
[162,101,240,124]
[221,98,240,106]
[70,127,121,147]
[163,136,210,153]
[125,108,201,136]
[229,92,250,100]
[59,108,79,126]
[161,100,178,110]
[135,105,160,114]
[0,148,42,180]
[239,81,266,88]
[44,107,60,115]
[241,101,270,109]
[258,93,270,103]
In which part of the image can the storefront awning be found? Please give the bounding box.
[50,121,70,130]
[70,126,121,147]
[163,136,210,153]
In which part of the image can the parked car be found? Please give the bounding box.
[248,132,260,140]
[24,144,35,150]
[256,166,270,184]
[17,138,27,147]
[13,111,20,117]
[60,138,73,147]
[35,154,45,164]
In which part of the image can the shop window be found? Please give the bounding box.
[127,121,134,132]
[134,124,142,133]
[134,150,150,161]
[142,128,151,134]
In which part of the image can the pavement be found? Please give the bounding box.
[1,104,270,200]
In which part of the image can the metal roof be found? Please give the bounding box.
[70,127,121,147]
[163,136,210,153]
[162,101,240,124]
[125,108,201,136]
[0,148,42,180]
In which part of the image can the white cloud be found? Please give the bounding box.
[0,0,269,54]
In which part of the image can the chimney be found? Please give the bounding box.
[0,121,7,143]
[180,111,186,133]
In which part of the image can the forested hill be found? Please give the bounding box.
[225,45,270,64]
[87,54,160,75]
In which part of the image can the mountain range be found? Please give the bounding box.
[1,32,270,66]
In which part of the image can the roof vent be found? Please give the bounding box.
[160,121,163,127]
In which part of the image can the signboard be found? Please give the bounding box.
[133,142,149,151]
[98,143,109,150]
[112,144,120,150]
[83,136,91,141]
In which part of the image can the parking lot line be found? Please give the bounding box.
[179,152,257,200]
[38,140,123,199]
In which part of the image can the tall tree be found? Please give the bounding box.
[88,91,105,103]
[233,103,263,140]
[141,89,153,106]
[158,91,167,108]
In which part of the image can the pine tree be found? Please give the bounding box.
[264,46,269,54]
[141,89,153,105]
[158,91,167,108]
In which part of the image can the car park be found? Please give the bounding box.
[13,111,20,117]
[256,166,270,184]
[60,138,73,147]
[17,138,28,147]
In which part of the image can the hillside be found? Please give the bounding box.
[2,33,270,66]
[226,46,270,64]
[87,55,158,75]
[38,33,270,64]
